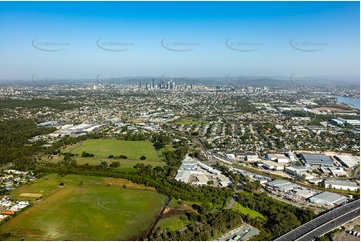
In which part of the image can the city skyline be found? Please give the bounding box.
[0,1,359,81]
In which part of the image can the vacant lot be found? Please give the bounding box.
[65,139,159,161]
[55,139,165,172]
[157,199,194,231]
[2,174,166,240]
[19,193,43,198]
[174,117,202,125]
[313,107,354,112]
[231,202,265,219]
[73,157,164,173]
[157,213,188,231]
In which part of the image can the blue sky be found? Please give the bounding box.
[0,1,359,81]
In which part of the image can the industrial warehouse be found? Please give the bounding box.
[175,156,231,187]
[309,191,348,206]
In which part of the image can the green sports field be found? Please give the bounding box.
[174,117,203,125]
[60,139,165,172]
[2,174,166,240]
[65,139,160,161]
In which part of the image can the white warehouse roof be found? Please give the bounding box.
[334,155,359,168]
[324,179,359,191]
[309,191,347,206]
[175,170,191,183]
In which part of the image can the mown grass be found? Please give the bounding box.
[3,174,165,240]
[64,139,159,161]
[157,215,188,231]
[231,202,265,219]
[174,117,203,125]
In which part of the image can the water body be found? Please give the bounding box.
[327,95,360,110]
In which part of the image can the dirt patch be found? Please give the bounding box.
[312,107,354,112]
[333,230,360,241]
[161,208,186,219]
[19,193,42,198]
[102,177,156,191]
[163,207,171,214]
[294,150,354,156]
[332,218,360,241]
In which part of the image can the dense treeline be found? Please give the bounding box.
[151,132,172,150]
[236,191,315,240]
[0,119,56,166]
[0,99,79,110]
[31,161,233,206]
[150,209,244,240]
[116,131,149,141]
[115,130,172,151]
[283,110,358,121]
[46,133,105,156]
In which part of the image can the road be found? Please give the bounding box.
[297,207,360,241]
[276,199,360,241]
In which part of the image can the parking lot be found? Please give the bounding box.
[217,224,259,241]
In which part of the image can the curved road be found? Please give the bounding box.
[297,207,360,241]
[276,200,360,241]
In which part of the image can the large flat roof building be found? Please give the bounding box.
[265,153,290,163]
[179,162,198,171]
[218,174,231,187]
[300,153,334,166]
[175,170,191,183]
[194,174,209,186]
[309,191,347,206]
[324,179,359,192]
[334,155,359,169]
[245,153,259,162]
[267,179,299,192]
[261,160,285,171]
[328,167,347,177]
[285,166,309,176]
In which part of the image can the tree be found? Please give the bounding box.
[144,165,152,175]
[100,161,108,168]
[110,161,120,168]
[134,163,145,170]
[154,141,164,150]
[153,166,164,176]
[70,159,77,167]
[140,155,146,160]
[81,151,94,157]
[0,233,11,240]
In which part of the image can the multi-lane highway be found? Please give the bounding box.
[276,200,360,241]
[297,207,360,241]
